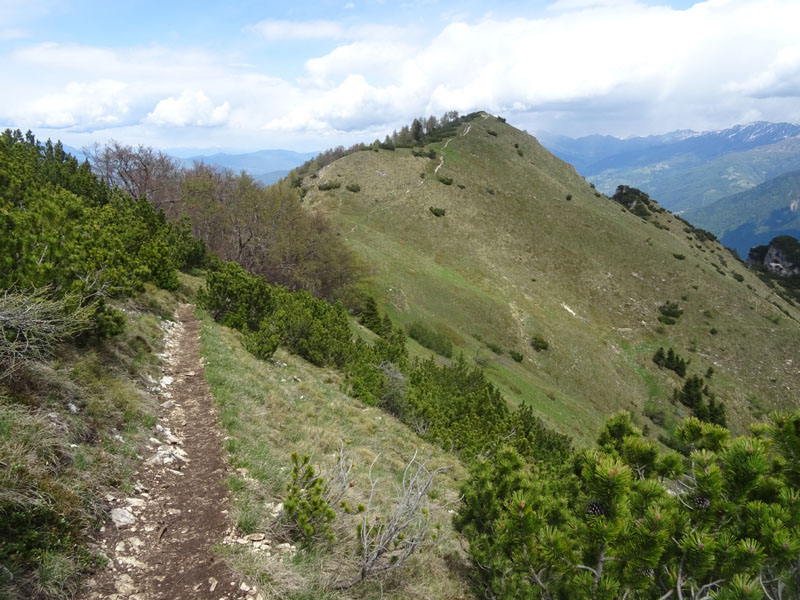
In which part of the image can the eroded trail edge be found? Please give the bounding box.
[82,304,248,600]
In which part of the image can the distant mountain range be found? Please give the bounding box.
[537,121,800,254]
[537,121,800,211]
[177,149,318,184]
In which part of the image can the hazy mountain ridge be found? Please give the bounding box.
[178,148,318,184]
[539,121,800,213]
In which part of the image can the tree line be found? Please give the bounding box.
[85,141,361,302]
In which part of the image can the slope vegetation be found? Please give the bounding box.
[299,113,800,444]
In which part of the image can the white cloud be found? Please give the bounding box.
[145,91,231,127]
[245,19,346,41]
[263,0,800,138]
[726,46,800,99]
[5,0,800,149]
[26,79,130,128]
[344,2,355,9]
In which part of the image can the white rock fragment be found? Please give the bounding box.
[115,573,136,595]
[110,508,135,527]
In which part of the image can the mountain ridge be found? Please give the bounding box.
[296,113,800,443]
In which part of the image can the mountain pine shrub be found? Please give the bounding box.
[345,183,360,192]
[407,321,452,357]
[429,207,446,217]
[530,335,549,351]
[653,346,688,377]
[658,300,684,325]
[457,411,800,600]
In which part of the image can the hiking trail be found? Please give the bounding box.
[80,304,253,600]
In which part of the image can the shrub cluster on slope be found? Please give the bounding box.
[0,129,204,346]
[457,411,800,600]
[200,262,571,463]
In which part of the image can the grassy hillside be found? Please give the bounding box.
[299,113,800,445]
[685,169,800,258]
[198,310,472,599]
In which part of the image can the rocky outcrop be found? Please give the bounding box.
[748,235,800,277]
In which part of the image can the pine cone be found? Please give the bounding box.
[694,496,710,510]
[587,500,605,516]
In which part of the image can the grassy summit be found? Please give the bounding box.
[299,113,800,444]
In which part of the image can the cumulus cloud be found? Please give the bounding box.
[26,79,130,128]
[726,46,800,99]
[262,0,800,137]
[145,91,231,127]
[5,0,800,149]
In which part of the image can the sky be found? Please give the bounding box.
[2,0,800,153]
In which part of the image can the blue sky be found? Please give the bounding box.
[2,0,799,152]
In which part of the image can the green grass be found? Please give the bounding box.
[197,309,473,600]
[301,114,800,442]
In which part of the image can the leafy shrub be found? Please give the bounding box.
[0,130,199,334]
[565,194,572,201]
[612,185,654,219]
[429,207,446,217]
[407,322,453,358]
[658,301,684,325]
[517,149,523,157]
[509,350,523,362]
[457,183,465,189]
[345,183,361,193]
[673,253,686,260]
[318,181,341,191]
[732,272,744,282]
[486,342,502,354]
[530,335,549,351]
[487,130,498,137]
[437,176,453,186]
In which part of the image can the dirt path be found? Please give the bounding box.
[81,304,250,600]
[435,122,471,176]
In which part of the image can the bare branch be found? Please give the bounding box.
[331,452,451,590]
[0,288,93,379]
